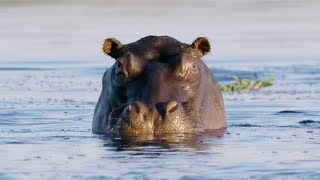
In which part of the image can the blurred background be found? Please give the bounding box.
[1,0,319,67]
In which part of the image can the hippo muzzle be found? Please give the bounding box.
[108,100,193,136]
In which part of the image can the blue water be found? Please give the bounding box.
[1,1,320,179]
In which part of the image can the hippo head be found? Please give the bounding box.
[93,36,226,136]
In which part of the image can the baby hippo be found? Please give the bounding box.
[92,36,226,136]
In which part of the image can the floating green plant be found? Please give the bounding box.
[220,73,273,92]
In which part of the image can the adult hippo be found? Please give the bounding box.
[92,36,226,136]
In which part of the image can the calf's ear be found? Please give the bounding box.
[103,38,123,59]
[191,37,211,56]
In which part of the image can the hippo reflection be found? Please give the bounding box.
[93,36,226,136]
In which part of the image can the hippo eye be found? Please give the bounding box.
[169,53,179,56]
[191,63,197,70]
[167,53,179,59]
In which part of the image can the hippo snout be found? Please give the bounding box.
[109,100,193,136]
[109,101,153,135]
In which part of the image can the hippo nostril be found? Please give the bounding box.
[128,101,147,114]
[165,101,179,114]
[128,103,140,114]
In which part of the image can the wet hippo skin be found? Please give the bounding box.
[92,36,226,135]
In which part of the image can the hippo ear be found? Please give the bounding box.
[191,37,211,56]
[103,38,123,59]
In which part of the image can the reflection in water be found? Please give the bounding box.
[100,129,226,152]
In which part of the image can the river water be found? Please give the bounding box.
[0,0,320,179]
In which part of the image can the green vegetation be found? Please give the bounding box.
[220,73,273,92]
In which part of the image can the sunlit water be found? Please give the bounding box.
[0,1,320,179]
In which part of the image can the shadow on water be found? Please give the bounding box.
[299,120,320,124]
[98,129,226,152]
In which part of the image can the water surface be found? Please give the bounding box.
[0,1,320,179]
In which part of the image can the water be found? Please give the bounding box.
[0,1,320,179]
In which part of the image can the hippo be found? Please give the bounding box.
[92,36,226,136]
